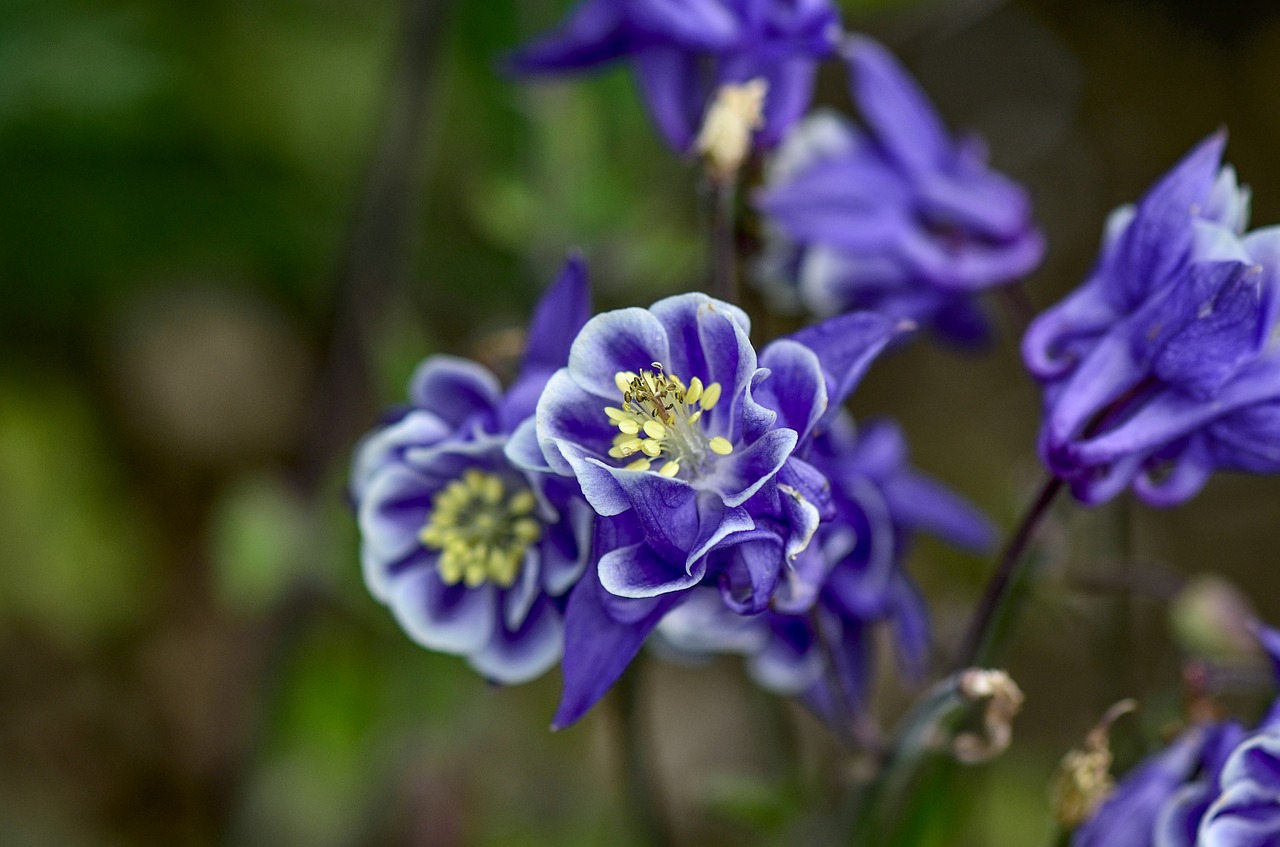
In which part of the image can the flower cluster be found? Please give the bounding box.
[352,259,595,684]
[1073,626,1280,847]
[1025,134,1280,506]
[755,36,1045,345]
[510,0,842,152]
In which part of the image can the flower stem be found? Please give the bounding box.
[954,474,1065,671]
[710,177,739,304]
[614,663,672,847]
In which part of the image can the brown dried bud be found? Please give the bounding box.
[1051,699,1137,828]
[952,669,1026,764]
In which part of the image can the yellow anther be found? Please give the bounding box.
[640,440,662,458]
[464,562,486,588]
[642,420,667,439]
[687,410,702,425]
[700,382,722,410]
[618,419,641,435]
[513,518,541,544]
[615,372,636,393]
[659,461,681,478]
[709,436,734,455]
[625,458,652,472]
[686,377,703,404]
[509,490,536,515]
[605,406,629,422]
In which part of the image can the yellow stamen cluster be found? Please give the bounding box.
[604,364,734,479]
[419,469,541,589]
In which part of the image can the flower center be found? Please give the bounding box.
[419,469,541,589]
[603,364,734,479]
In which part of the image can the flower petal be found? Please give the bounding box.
[409,355,502,429]
[632,46,702,152]
[789,310,908,415]
[845,36,949,178]
[553,569,681,729]
[599,541,706,598]
[704,427,798,507]
[388,568,497,655]
[507,0,629,73]
[757,339,827,443]
[568,306,672,400]
[468,595,563,685]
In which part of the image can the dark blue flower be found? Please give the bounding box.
[352,259,595,684]
[1198,732,1280,847]
[657,413,995,722]
[517,299,906,726]
[509,0,841,152]
[1023,133,1280,507]
[1073,625,1280,847]
[755,37,1044,345]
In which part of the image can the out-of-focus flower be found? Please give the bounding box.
[755,36,1044,345]
[509,0,841,152]
[514,296,906,726]
[657,413,996,725]
[1198,733,1280,847]
[352,259,595,684]
[1071,625,1280,847]
[1024,133,1280,507]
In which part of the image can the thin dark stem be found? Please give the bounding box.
[710,178,739,304]
[954,474,1065,670]
[614,665,672,847]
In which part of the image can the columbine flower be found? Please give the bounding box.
[352,259,595,684]
[1023,132,1280,506]
[1072,625,1280,847]
[658,413,995,724]
[514,297,906,726]
[755,36,1044,345]
[1197,733,1280,846]
[509,0,841,153]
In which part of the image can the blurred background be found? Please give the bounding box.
[4,0,1280,844]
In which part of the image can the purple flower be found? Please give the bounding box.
[755,36,1044,345]
[352,259,595,684]
[509,0,841,152]
[1073,625,1280,847]
[658,414,995,722]
[1198,733,1280,847]
[1023,133,1280,506]
[514,297,905,726]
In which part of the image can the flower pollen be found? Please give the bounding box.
[605,364,732,478]
[419,469,541,589]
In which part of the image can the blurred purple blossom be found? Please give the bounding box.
[756,36,1044,345]
[510,0,841,152]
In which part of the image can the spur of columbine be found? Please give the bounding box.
[1023,132,1280,506]
[351,258,595,684]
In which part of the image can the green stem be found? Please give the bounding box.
[710,177,739,304]
[954,474,1065,671]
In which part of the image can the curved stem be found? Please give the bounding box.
[954,474,1065,671]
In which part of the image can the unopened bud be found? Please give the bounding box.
[953,669,1025,764]
[697,79,768,183]
[1051,699,1137,828]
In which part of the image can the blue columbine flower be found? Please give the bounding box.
[1073,625,1280,847]
[509,0,842,153]
[755,36,1045,345]
[352,258,596,684]
[513,296,906,726]
[658,413,996,724]
[1023,132,1280,506]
